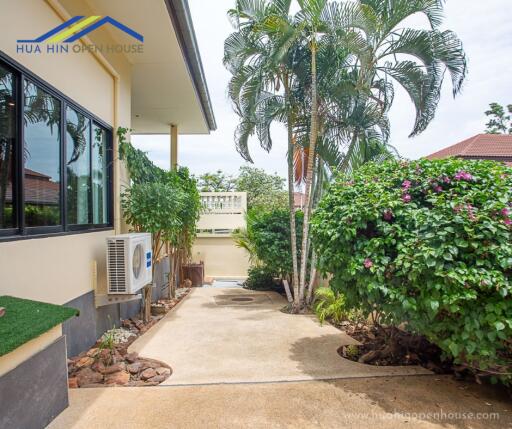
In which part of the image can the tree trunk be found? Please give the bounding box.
[306,250,318,305]
[305,158,323,305]
[282,279,293,303]
[297,38,319,312]
[301,154,318,300]
[284,74,300,305]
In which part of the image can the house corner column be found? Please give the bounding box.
[171,124,178,171]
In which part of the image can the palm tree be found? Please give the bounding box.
[293,0,466,308]
[225,0,467,311]
[225,0,303,303]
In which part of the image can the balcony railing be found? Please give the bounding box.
[200,192,246,214]
[197,192,247,235]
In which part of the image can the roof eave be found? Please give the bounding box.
[164,0,217,132]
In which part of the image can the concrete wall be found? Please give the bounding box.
[0,335,69,429]
[1,0,115,125]
[192,236,250,279]
[0,0,133,355]
[194,192,249,278]
[198,192,247,232]
[0,326,69,429]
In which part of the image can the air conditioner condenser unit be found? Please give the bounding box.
[106,233,152,294]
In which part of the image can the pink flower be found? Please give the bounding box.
[434,185,442,193]
[505,218,512,226]
[402,180,412,189]
[383,209,394,221]
[454,171,473,181]
[402,194,412,203]
[364,258,373,269]
[443,176,451,184]
[501,208,509,217]
[466,204,476,221]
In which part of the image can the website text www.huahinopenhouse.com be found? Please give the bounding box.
[337,410,501,422]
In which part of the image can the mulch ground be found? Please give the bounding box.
[334,321,454,374]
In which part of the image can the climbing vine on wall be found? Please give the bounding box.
[117,127,201,320]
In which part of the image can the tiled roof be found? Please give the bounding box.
[427,134,512,160]
[293,192,305,209]
[5,169,59,205]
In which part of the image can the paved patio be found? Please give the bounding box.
[49,376,511,428]
[128,287,429,385]
[49,287,512,428]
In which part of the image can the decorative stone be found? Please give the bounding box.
[102,363,126,375]
[126,380,149,387]
[86,348,99,358]
[140,368,157,380]
[98,349,113,364]
[91,361,106,373]
[77,368,103,386]
[125,352,139,364]
[112,351,124,364]
[81,383,108,388]
[104,370,130,385]
[127,362,143,374]
[75,356,94,369]
[68,377,78,389]
[156,367,171,376]
[147,375,166,383]
[139,359,161,370]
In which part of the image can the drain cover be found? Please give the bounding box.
[213,294,272,306]
[231,297,254,302]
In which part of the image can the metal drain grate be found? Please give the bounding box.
[231,297,254,302]
[213,294,272,306]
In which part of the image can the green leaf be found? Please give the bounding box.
[495,321,505,331]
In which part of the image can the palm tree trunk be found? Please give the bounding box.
[301,154,317,299]
[306,250,318,305]
[302,156,323,303]
[297,38,319,311]
[284,74,300,305]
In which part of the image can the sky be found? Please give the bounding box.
[132,0,512,178]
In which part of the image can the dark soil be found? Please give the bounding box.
[335,321,454,374]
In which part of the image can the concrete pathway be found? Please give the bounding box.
[49,376,511,428]
[128,287,429,385]
[48,288,512,428]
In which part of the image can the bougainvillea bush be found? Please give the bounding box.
[311,158,512,383]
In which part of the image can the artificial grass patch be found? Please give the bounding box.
[0,296,78,357]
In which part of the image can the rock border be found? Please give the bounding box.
[67,288,191,388]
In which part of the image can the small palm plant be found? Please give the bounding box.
[313,287,347,325]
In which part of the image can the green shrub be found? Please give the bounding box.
[312,158,512,383]
[313,288,347,325]
[243,266,278,290]
[250,208,303,281]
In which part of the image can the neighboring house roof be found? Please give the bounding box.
[427,134,512,163]
[165,0,216,131]
[294,192,305,209]
[5,169,59,205]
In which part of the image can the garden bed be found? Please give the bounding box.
[67,288,190,388]
[334,320,454,374]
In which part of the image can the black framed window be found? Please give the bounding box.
[24,80,62,228]
[92,124,108,225]
[0,64,16,230]
[0,52,112,240]
[66,106,91,226]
